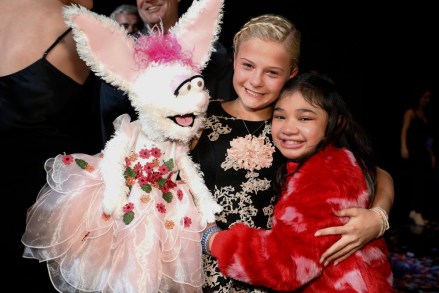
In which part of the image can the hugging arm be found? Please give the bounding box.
[315,167,394,266]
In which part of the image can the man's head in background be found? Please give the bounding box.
[136,0,181,33]
[110,4,141,35]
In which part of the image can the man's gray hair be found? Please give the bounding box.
[109,4,139,20]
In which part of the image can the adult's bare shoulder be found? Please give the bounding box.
[0,0,64,74]
[0,0,90,83]
[403,108,416,120]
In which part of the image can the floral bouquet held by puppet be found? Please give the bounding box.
[21,0,223,292]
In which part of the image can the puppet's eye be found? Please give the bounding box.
[174,75,205,96]
[177,82,192,96]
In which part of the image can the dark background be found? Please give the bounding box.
[93,1,438,216]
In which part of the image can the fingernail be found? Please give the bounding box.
[324,261,329,267]
[314,232,320,236]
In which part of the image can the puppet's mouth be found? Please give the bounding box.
[170,114,195,127]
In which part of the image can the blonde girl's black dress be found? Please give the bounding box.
[191,100,283,293]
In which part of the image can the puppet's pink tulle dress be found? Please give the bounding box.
[22,116,205,293]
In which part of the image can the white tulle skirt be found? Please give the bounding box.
[22,153,205,292]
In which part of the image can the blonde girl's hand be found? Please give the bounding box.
[314,207,382,266]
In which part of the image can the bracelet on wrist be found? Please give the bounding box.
[201,225,222,255]
[370,207,390,237]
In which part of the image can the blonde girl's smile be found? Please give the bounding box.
[233,38,294,110]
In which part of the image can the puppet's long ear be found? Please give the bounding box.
[63,5,141,92]
[170,0,224,71]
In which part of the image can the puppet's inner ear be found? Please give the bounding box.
[171,0,224,70]
[65,6,139,90]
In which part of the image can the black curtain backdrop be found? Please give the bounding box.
[93,0,438,174]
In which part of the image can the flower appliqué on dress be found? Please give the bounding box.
[62,154,95,172]
[122,202,135,225]
[121,147,190,226]
[222,134,274,172]
[124,147,177,202]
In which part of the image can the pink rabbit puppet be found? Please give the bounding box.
[22,0,224,292]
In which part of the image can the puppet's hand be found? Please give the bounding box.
[198,199,223,225]
[177,156,223,225]
[315,207,382,266]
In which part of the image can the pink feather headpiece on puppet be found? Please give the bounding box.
[134,32,196,70]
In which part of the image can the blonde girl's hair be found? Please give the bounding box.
[232,14,301,69]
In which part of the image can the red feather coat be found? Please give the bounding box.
[211,145,395,292]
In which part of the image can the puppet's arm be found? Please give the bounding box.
[178,154,222,225]
[100,128,132,218]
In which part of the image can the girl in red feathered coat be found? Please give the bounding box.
[204,72,395,292]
